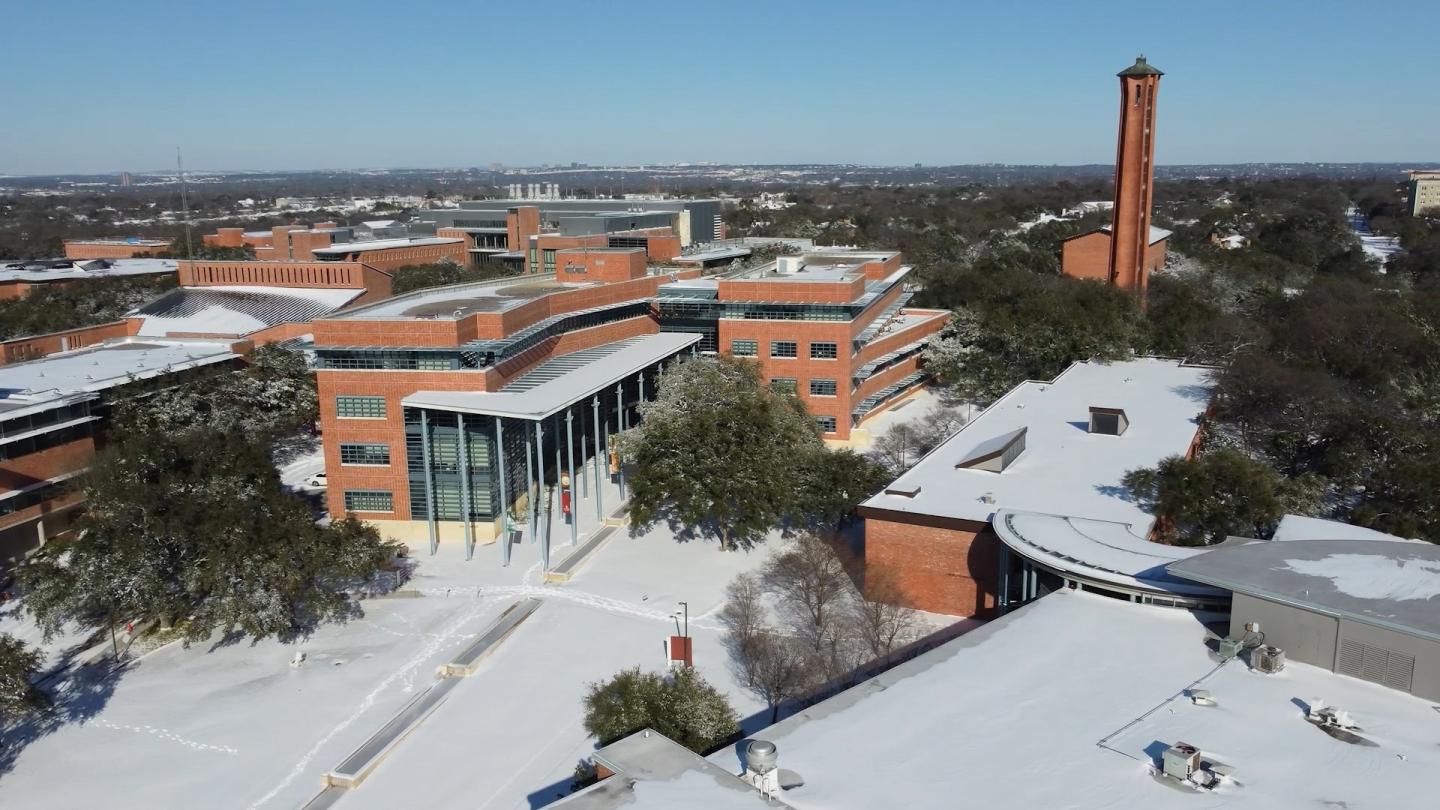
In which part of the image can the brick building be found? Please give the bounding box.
[1061,57,1169,296]
[413,198,725,272]
[1409,170,1440,216]
[125,259,391,344]
[62,237,171,260]
[202,221,467,272]
[0,257,176,301]
[311,246,944,566]
[857,358,1215,617]
[655,250,948,440]
[0,337,240,569]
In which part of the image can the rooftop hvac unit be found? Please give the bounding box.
[1217,636,1244,660]
[1253,645,1286,674]
[1162,743,1200,781]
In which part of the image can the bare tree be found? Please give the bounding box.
[731,629,818,724]
[850,573,921,660]
[762,534,851,653]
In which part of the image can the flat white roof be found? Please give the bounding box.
[403,333,700,420]
[0,258,177,283]
[0,337,237,418]
[709,590,1440,809]
[1098,224,1173,244]
[862,358,1215,531]
[309,236,461,255]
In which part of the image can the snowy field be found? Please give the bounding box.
[0,515,788,810]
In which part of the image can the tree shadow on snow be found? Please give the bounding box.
[0,656,126,776]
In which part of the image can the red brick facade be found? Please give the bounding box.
[860,511,1000,617]
[63,239,169,260]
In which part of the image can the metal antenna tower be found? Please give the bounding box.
[177,147,194,259]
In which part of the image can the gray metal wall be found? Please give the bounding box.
[1230,592,1440,702]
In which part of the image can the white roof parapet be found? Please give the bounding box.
[402,333,700,420]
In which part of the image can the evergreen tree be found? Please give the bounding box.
[619,356,821,550]
[20,416,395,644]
[1122,449,1322,546]
[0,633,48,729]
[582,667,738,753]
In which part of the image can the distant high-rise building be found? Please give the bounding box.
[119,171,133,187]
[1409,170,1440,216]
[1061,56,1170,297]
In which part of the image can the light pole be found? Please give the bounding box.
[678,601,688,639]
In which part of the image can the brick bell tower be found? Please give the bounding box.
[1109,55,1162,296]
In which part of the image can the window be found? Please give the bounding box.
[344,490,393,513]
[815,416,837,433]
[770,377,798,394]
[809,379,838,397]
[340,443,391,466]
[730,339,758,357]
[810,342,839,360]
[337,396,386,419]
[770,340,798,359]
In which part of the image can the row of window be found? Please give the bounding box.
[769,378,838,397]
[339,443,391,466]
[730,340,840,360]
[337,396,386,419]
[0,423,92,462]
[344,489,394,513]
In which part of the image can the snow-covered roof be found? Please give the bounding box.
[861,358,1215,532]
[132,285,362,337]
[1098,224,1173,245]
[559,729,781,809]
[309,236,461,255]
[0,337,237,419]
[670,247,752,263]
[992,509,1226,599]
[704,589,1440,809]
[403,333,700,420]
[1270,514,1414,544]
[0,257,177,283]
[1168,539,1440,642]
[335,275,592,319]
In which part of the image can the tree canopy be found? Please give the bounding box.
[619,356,883,550]
[582,667,738,754]
[20,346,394,644]
[0,274,175,340]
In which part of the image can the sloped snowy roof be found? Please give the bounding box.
[132,285,362,337]
[558,730,782,809]
[703,590,1440,809]
[1168,539,1440,642]
[0,337,238,419]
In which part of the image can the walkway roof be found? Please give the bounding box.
[402,332,700,420]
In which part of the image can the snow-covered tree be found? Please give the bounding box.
[618,356,820,551]
[0,633,48,729]
[582,667,738,754]
[20,413,396,644]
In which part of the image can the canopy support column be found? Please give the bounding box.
[592,396,604,521]
[566,407,577,546]
[458,413,474,561]
[494,416,511,568]
[420,409,438,556]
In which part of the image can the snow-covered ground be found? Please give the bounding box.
[1347,205,1402,265]
[0,513,793,809]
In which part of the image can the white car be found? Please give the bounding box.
[307,472,327,488]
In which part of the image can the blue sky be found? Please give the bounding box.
[1,0,1436,173]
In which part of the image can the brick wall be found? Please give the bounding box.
[0,436,96,521]
[0,320,139,365]
[718,276,865,305]
[62,241,168,260]
[555,249,647,283]
[1061,230,1112,281]
[718,319,854,437]
[861,511,999,617]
